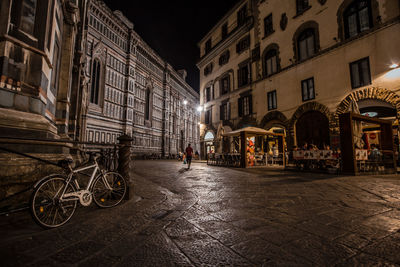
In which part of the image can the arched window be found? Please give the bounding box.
[344,0,372,38]
[297,29,316,61]
[90,59,101,104]
[145,88,151,120]
[264,49,278,77]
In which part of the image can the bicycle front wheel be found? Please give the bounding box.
[30,176,77,229]
[92,172,127,208]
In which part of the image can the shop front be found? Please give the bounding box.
[203,131,215,160]
[295,110,330,149]
[340,112,396,175]
[207,127,285,168]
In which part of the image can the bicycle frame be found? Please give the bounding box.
[60,158,112,201]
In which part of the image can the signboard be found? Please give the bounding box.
[304,151,317,159]
[355,149,368,161]
[293,150,304,160]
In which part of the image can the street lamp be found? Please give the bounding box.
[197,106,203,112]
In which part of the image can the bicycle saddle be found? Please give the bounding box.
[57,158,73,166]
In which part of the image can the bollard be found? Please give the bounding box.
[117,134,133,200]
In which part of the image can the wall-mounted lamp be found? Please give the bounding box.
[197,106,203,112]
[183,100,188,105]
[390,63,399,69]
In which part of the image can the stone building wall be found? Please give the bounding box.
[85,0,200,158]
[0,0,88,200]
[197,0,400,153]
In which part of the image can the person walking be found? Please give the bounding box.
[185,143,193,169]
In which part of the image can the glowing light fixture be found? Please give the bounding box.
[390,63,399,69]
[183,100,188,105]
[197,106,203,112]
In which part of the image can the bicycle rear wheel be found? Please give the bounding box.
[30,176,77,229]
[92,172,127,208]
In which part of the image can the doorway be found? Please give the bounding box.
[296,111,330,148]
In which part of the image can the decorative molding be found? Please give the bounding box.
[335,87,400,120]
[288,101,334,135]
[259,110,288,129]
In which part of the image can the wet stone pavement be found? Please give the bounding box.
[1,160,400,266]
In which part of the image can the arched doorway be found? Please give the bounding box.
[204,131,215,154]
[335,87,400,153]
[296,111,330,149]
[358,99,397,119]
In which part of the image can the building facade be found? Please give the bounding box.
[0,0,199,200]
[0,0,88,198]
[197,0,400,157]
[85,0,200,157]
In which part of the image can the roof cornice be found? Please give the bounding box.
[197,0,247,46]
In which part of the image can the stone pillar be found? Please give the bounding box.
[118,134,133,200]
[240,131,246,168]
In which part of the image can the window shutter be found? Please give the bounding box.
[227,102,230,120]
[249,96,253,114]
[238,98,243,117]
[220,105,223,120]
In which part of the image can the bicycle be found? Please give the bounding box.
[29,152,127,229]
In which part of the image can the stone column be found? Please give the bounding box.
[118,134,133,200]
[240,131,246,168]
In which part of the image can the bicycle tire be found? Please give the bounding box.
[30,176,77,229]
[92,171,127,208]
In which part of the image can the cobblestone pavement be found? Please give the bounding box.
[1,160,400,266]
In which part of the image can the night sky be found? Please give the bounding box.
[102,0,241,92]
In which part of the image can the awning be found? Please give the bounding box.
[222,127,273,137]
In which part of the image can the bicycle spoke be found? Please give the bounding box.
[30,177,77,229]
[93,172,126,208]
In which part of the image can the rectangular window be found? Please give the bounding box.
[238,63,250,87]
[267,90,277,110]
[50,37,61,94]
[205,39,211,54]
[296,0,310,14]
[238,95,252,117]
[10,0,38,36]
[220,103,230,121]
[236,35,250,54]
[205,109,212,125]
[264,14,273,37]
[220,76,230,95]
[265,53,277,76]
[237,4,247,27]
[243,96,251,116]
[350,57,371,89]
[222,23,228,39]
[205,87,211,102]
[301,77,315,101]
